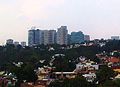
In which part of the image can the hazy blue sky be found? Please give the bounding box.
[0,0,120,44]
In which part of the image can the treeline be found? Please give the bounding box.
[49,65,119,87]
[0,40,120,70]
[0,45,99,70]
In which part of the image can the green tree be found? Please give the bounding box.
[96,65,116,84]
[52,55,75,72]
[114,79,120,87]
[49,76,93,87]
[101,80,116,87]
[9,63,38,87]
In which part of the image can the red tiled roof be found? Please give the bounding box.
[106,57,120,63]
[112,66,120,69]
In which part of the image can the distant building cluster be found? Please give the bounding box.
[28,26,90,46]
[111,36,120,40]
[6,39,26,47]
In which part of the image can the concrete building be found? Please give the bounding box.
[28,29,35,46]
[111,36,120,40]
[34,29,40,45]
[84,35,90,41]
[67,34,71,44]
[28,27,44,46]
[70,31,84,44]
[48,30,56,44]
[14,41,19,46]
[6,39,14,45]
[43,30,56,45]
[21,42,26,47]
[43,30,49,45]
[28,27,56,46]
[57,26,68,45]
[28,26,90,46]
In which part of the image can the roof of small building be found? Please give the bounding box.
[115,74,120,79]
[106,57,120,63]
[54,72,76,74]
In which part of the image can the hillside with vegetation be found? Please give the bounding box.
[1,40,120,87]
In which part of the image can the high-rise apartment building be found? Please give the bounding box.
[57,26,68,45]
[34,29,40,45]
[28,27,56,46]
[41,30,56,45]
[43,30,49,45]
[28,29,35,46]
[70,31,84,44]
[28,27,44,46]
[48,30,56,44]
[28,26,89,46]
[67,34,71,44]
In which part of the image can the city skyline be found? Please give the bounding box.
[1,0,120,44]
[2,26,120,45]
[28,26,70,46]
[5,27,88,46]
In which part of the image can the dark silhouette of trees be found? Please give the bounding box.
[49,75,92,87]
[96,65,116,84]
[9,63,38,87]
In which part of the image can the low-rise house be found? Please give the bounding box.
[37,68,50,80]
[83,72,96,82]
[21,82,46,87]
[53,72,77,79]
[106,57,120,64]
[114,69,120,73]
[115,74,120,79]
[75,61,99,74]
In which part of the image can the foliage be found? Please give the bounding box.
[97,79,120,87]
[49,75,93,87]
[52,55,76,72]
[102,40,120,52]
[0,41,120,87]
[0,44,101,71]
[9,63,38,87]
[96,65,116,84]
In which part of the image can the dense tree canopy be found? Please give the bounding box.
[0,40,120,87]
[96,65,116,84]
[9,63,38,87]
[49,75,92,87]
[0,40,120,71]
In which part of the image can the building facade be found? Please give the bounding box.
[48,30,56,44]
[111,36,120,40]
[6,39,14,45]
[57,26,68,45]
[28,27,44,46]
[42,30,56,45]
[28,29,35,46]
[14,41,19,46]
[84,35,90,41]
[21,42,26,47]
[28,27,57,46]
[28,26,89,46]
[70,31,84,44]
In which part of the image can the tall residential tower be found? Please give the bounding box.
[57,26,68,45]
[28,27,43,46]
[70,31,84,44]
[28,27,57,46]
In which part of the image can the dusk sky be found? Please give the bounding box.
[0,0,120,44]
